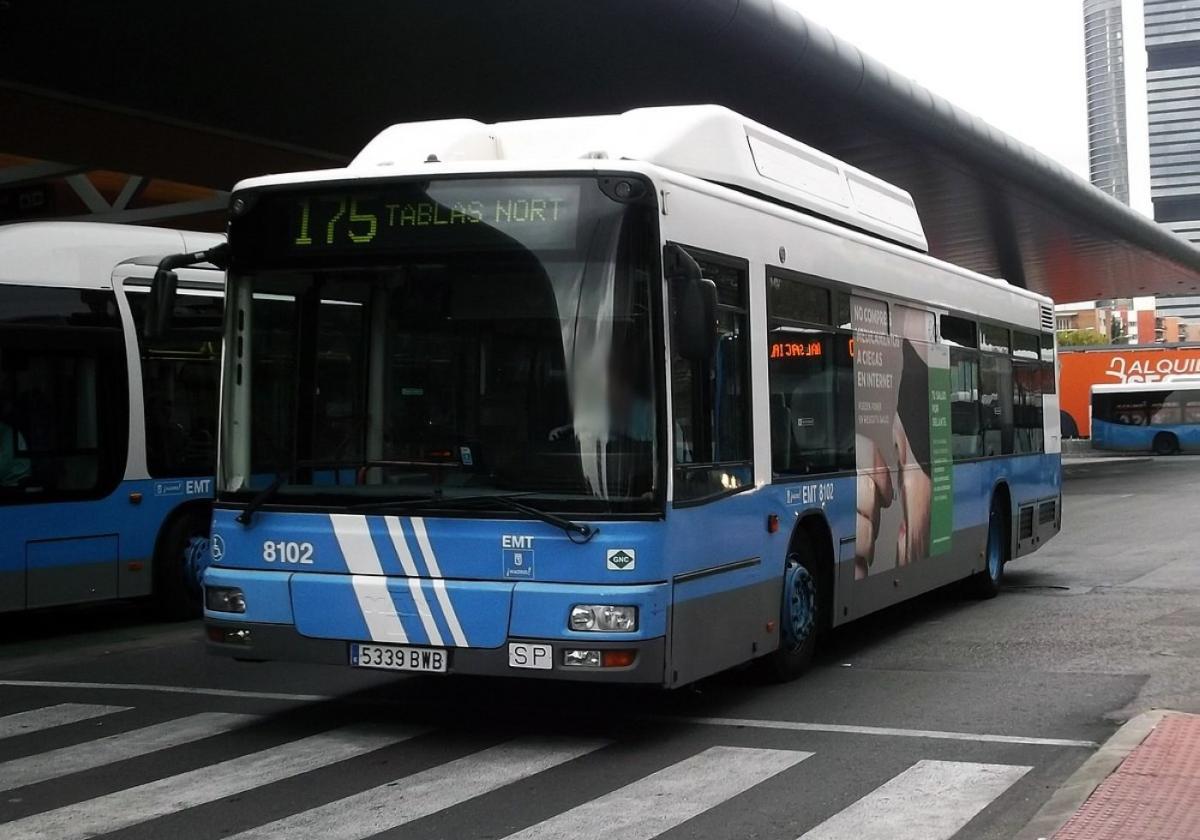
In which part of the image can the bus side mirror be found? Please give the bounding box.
[145,267,178,340]
[144,242,229,339]
[665,244,718,361]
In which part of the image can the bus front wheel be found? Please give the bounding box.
[153,509,210,620]
[1153,432,1180,456]
[759,540,824,682]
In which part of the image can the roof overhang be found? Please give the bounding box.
[2,0,1199,302]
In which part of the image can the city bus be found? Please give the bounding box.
[1059,344,1200,437]
[1091,380,1200,454]
[178,106,1061,686]
[0,222,224,617]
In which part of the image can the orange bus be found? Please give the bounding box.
[1060,344,1200,437]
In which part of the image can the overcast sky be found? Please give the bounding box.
[787,0,1152,216]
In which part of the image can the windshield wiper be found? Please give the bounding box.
[350,492,597,543]
[235,474,285,526]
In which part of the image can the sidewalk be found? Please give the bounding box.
[1052,712,1200,839]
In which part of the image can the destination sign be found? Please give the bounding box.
[231,179,584,267]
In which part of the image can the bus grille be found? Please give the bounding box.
[1040,305,1055,332]
[1038,500,1057,525]
[1018,506,1035,539]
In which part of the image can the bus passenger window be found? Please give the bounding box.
[0,285,127,503]
[765,273,853,477]
[980,354,1013,456]
[948,348,982,460]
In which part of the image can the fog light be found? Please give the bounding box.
[205,586,246,614]
[563,649,601,667]
[569,605,638,632]
[206,626,252,645]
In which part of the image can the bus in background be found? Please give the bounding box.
[0,222,224,617]
[1059,344,1200,438]
[1091,380,1200,455]
[168,106,1060,686]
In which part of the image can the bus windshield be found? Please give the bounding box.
[220,176,661,514]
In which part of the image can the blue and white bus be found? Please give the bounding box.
[182,106,1061,685]
[1091,380,1200,455]
[0,222,223,617]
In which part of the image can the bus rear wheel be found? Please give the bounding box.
[1153,432,1180,456]
[153,509,211,621]
[967,497,1008,599]
[758,540,824,682]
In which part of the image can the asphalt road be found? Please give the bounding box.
[0,457,1197,840]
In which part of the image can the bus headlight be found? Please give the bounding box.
[569,605,637,632]
[205,586,246,614]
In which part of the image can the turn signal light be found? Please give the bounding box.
[601,650,636,668]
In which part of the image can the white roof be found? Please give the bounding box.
[241,105,928,252]
[1092,378,1200,394]
[0,222,223,288]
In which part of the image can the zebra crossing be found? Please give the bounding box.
[0,699,1045,840]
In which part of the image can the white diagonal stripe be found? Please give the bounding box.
[503,745,810,840]
[798,759,1031,840]
[0,704,129,739]
[226,736,607,840]
[330,513,408,643]
[0,712,254,792]
[411,517,468,647]
[384,516,444,647]
[2,723,420,840]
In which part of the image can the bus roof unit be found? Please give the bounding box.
[349,105,928,253]
[0,222,222,288]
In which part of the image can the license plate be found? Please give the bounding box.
[508,642,553,670]
[350,643,448,673]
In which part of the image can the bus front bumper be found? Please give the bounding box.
[204,619,668,684]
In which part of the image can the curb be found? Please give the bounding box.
[1013,709,1170,840]
[1062,457,1152,479]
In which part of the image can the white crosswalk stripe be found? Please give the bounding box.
[797,759,1032,840]
[0,703,1043,840]
[225,736,608,840]
[1,722,422,840]
[0,712,254,792]
[0,703,129,739]
[501,745,812,840]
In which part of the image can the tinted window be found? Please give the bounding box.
[0,285,128,503]
[980,324,1010,354]
[941,315,977,348]
[1013,331,1040,361]
[672,252,752,500]
[767,275,830,325]
[949,347,982,460]
[1013,362,1043,453]
[128,289,223,478]
[766,273,854,475]
[980,354,1013,456]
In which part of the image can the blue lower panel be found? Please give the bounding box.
[290,575,514,648]
[508,582,669,641]
[203,567,294,624]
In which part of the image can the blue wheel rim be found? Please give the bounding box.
[987,509,1003,581]
[183,535,211,597]
[783,562,816,650]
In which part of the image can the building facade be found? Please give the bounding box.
[1085,0,1132,203]
[1145,0,1200,243]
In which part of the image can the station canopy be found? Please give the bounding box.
[2,0,1199,304]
